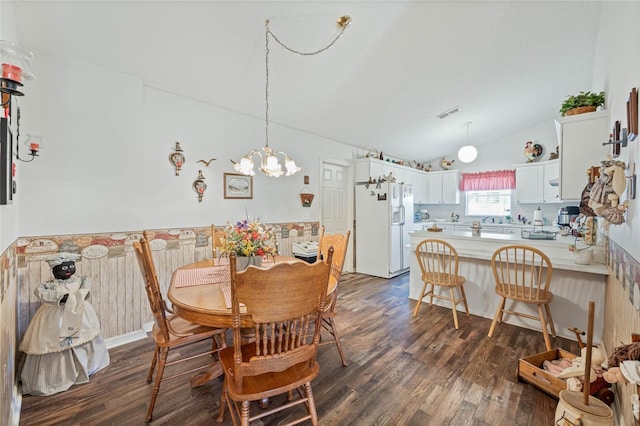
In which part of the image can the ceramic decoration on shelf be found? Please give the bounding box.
[524,141,543,162]
[440,157,455,170]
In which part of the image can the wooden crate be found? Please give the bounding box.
[517,348,577,399]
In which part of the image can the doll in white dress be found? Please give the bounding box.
[19,253,110,395]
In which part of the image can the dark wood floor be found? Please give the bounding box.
[19,272,579,426]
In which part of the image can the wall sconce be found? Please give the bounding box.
[192,170,207,202]
[169,141,185,176]
[0,40,35,107]
[14,107,42,162]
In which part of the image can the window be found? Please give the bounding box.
[465,190,512,216]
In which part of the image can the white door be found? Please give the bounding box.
[321,161,352,271]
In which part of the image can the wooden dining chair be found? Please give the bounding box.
[488,244,556,351]
[133,236,227,423]
[216,249,334,426]
[316,226,351,366]
[413,239,469,329]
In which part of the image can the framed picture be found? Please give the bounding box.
[627,87,638,142]
[224,173,253,199]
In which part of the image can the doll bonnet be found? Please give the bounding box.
[46,252,81,268]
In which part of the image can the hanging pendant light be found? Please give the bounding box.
[232,16,351,177]
[458,121,478,163]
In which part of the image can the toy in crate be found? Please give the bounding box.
[517,327,613,405]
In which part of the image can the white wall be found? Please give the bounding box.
[592,2,640,262]
[16,50,358,237]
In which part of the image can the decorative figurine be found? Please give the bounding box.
[524,141,544,162]
[440,157,455,170]
[19,253,110,396]
[192,170,207,202]
[169,141,186,176]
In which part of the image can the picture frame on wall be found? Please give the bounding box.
[223,173,253,199]
[627,87,638,142]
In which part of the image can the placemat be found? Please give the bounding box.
[174,266,230,288]
[219,283,244,309]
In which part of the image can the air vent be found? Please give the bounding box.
[436,106,462,119]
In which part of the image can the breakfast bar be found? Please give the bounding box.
[408,229,609,342]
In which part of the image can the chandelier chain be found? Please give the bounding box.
[264,20,348,149]
[265,24,270,148]
[266,24,348,57]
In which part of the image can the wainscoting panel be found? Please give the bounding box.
[16,222,320,344]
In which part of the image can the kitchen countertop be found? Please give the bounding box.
[407,229,609,343]
[409,229,608,275]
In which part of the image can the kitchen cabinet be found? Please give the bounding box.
[425,170,460,204]
[355,158,388,183]
[515,160,560,204]
[354,158,413,185]
[412,172,428,203]
[555,110,609,201]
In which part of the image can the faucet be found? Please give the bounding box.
[482,216,490,224]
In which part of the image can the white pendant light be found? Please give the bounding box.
[458,121,478,163]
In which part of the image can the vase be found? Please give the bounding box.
[235,255,263,271]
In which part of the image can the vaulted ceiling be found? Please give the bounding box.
[10,1,603,162]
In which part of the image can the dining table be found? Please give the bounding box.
[167,255,336,387]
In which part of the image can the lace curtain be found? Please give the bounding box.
[459,170,516,191]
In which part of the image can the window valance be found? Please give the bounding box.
[459,170,516,191]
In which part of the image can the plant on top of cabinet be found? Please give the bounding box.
[559,91,605,116]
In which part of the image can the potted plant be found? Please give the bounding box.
[559,91,605,116]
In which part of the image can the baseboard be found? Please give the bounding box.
[104,328,148,349]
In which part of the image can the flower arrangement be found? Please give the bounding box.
[219,219,276,257]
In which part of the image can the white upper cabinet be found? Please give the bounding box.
[354,158,452,204]
[355,158,387,183]
[515,160,560,204]
[425,170,460,204]
[412,172,428,203]
[555,110,609,201]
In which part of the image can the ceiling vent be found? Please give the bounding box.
[436,106,462,119]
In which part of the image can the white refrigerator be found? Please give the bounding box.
[355,182,414,278]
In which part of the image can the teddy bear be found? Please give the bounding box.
[604,367,629,384]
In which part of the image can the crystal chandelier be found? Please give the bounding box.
[233,16,351,177]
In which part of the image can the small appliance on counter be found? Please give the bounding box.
[557,206,580,228]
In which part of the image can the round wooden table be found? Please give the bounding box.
[167,256,333,387]
[168,257,336,329]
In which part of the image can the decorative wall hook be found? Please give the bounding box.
[197,157,216,167]
[169,141,185,176]
[602,122,627,158]
[192,170,207,202]
[628,162,637,200]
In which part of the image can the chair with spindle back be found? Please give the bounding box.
[413,239,469,329]
[488,244,556,351]
[133,235,227,423]
[316,226,351,366]
[216,249,334,426]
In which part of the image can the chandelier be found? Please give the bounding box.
[233,16,351,177]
